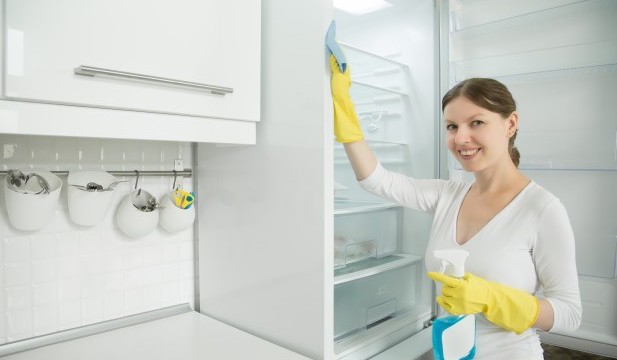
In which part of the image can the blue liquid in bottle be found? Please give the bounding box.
[433,315,476,360]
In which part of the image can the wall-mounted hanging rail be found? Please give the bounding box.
[0,169,192,177]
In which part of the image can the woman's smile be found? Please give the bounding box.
[458,148,481,158]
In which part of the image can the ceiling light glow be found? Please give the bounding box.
[333,0,393,16]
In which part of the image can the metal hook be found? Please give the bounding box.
[134,170,141,195]
[172,170,178,190]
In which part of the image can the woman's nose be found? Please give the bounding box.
[454,127,471,144]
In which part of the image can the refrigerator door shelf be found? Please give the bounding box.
[334,200,400,215]
[339,43,408,94]
[334,142,408,166]
[334,253,422,285]
[334,305,431,359]
[339,43,406,70]
[334,259,422,345]
[334,238,378,269]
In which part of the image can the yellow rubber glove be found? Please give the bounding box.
[329,54,364,143]
[428,272,539,335]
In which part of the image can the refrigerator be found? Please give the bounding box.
[197,0,617,359]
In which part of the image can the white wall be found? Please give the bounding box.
[0,134,195,344]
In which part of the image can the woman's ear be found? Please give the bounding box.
[507,111,519,136]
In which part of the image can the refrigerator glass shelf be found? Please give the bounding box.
[334,200,400,215]
[450,0,597,34]
[490,62,617,84]
[339,42,407,72]
[334,141,409,149]
[333,305,431,357]
[454,163,617,172]
[450,41,617,81]
[334,253,421,285]
[351,80,408,98]
[334,159,405,166]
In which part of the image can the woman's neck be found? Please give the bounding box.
[473,159,528,195]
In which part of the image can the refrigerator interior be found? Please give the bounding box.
[445,0,617,355]
[332,0,437,358]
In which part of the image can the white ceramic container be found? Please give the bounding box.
[4,169,62,231]
[67,170,119,226]
[116,189,159,238]
[159,191,196,233]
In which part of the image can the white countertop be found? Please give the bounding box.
[2,311,312,360]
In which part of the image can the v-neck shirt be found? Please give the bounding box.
[359,163,581,359]
[454,180,531,246]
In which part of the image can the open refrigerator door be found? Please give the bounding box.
[332,1,438,358]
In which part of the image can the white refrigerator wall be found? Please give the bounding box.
[197,0,332,359]
[0,134,195,344]
[446,0,617,354]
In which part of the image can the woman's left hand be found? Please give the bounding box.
[428,271,539,334]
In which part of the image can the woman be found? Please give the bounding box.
[330,55,582,359]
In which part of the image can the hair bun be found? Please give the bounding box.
[510,146,521,168]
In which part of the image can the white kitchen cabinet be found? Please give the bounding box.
[2,0,260,122]
[0,0,260,143]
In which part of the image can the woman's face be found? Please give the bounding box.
[444,96,517,173]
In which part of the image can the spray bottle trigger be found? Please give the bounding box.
[439,259,451,275]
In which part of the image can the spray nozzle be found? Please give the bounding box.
[434,249,469,278]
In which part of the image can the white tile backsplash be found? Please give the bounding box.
[6,309,32,342]
[33,305,58,335]
[32,282,57,307]
[4,263,32,287]
[5,287,32,311]
[0,134,195,345]
[32,259,57,284]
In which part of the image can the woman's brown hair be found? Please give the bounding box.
[442,78,520,167]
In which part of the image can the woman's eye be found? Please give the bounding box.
[471,120,484,127]
[446,124,457,131]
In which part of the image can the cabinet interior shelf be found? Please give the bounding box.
[334,253,421,286]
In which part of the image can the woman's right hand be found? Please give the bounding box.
[330,55,364,143]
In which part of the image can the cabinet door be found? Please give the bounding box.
[3,0,260,121]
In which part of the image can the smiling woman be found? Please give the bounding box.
[331,52,582,357]
[442,78,520,170]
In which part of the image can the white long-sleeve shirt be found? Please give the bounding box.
[359,163,582,359]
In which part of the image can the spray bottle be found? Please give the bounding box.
[432,249,476,360]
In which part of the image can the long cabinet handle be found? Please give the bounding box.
[74,65,233,95]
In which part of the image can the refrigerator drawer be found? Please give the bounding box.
[334,260,419,341]
[334,205,401,268]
